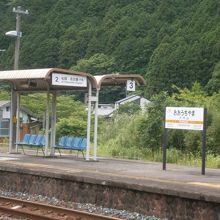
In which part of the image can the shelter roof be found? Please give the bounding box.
[0,68,97,91]
[0,69,145,92]
[94,74,145,90]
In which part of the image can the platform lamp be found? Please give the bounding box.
[5,6,28,153]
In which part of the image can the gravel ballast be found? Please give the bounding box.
[0,190,169,220]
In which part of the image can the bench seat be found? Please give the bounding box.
[16,134,45,155]
[53,136,87,159]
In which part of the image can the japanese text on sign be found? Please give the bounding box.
[165,107,204,130]
[52,73,87,87]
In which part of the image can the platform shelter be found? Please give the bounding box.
[92,74,145,160]
[0,68,145,161]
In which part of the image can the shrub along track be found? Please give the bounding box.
[0,196,121,220]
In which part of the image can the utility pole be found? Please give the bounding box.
[7,6,28,153]
[13,6,29,70]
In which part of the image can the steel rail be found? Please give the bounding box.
[0,196,121,220]
[0,205,55,220]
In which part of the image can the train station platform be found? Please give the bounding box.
[0,152,219,219]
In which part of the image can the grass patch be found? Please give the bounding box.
[97,144,220,169]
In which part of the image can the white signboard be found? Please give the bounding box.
[52,73,87,87]
[126,80,135,91]
[165,107,204,131]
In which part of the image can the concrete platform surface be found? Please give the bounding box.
[0,152,219,203]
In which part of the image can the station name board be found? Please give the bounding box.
[165,107,204,131]
[52,73,87,87]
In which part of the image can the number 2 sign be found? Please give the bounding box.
[126,80,136,91]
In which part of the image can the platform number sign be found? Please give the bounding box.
[52,73,87,87]
[126,80,135,91]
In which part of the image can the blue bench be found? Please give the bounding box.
[53,136,87,159]
[16,134,45,155]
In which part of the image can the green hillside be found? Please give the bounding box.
[1,0,220,97]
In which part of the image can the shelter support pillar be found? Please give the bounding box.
[45,92,50,156]
[15,92,20,153]
[86,81,92,160]
[50,92,56,156]
[93,90,99,161]
[9,88,17,153]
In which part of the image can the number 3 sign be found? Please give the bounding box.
[126,80,136,91]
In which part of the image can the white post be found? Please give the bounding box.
[15,92,20,153]
[9,88,14,153]
[86,81,92,161]
[93,90,99,161]
[45,92,50,156]
[50,92,56,156]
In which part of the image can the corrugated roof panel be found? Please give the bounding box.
[0,68,52,80]
[94,74,145,89]
[0,68,98,90]
[0,69,145,91]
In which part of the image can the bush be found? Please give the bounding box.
[206,93,220,154]
[137,92,172,151]
[56,117,87,138]
[99,113,144,149]
[98,83,220,165]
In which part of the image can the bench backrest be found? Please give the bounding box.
[58,136,67,147]
[65,137,74,148]
[79,138,87,150]
[34,135,43,145]
[40,136,46,146]
[29,134,37,145]
[72,137,82,149]
[22,134,31,144]
[55,136,87,150]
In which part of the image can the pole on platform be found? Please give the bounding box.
[15,92,20,153]
[162,109,168,170]
[201,108,207,175]
[50,92,56,156]
[93,90,99,161]
[12,6,28,70]
[7,6,28,153]
[45,92,50,156]
[86,81,92,161]
[9,88,15,153]
[162,128,168,170]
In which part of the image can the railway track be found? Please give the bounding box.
[0,196,121,220]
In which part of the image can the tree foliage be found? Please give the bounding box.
[99,82,220,157]
[20,93,87,137]
[72,53,116,75]
[2,0,220,158]
[116,102,141,115]
[1,0,220,97]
